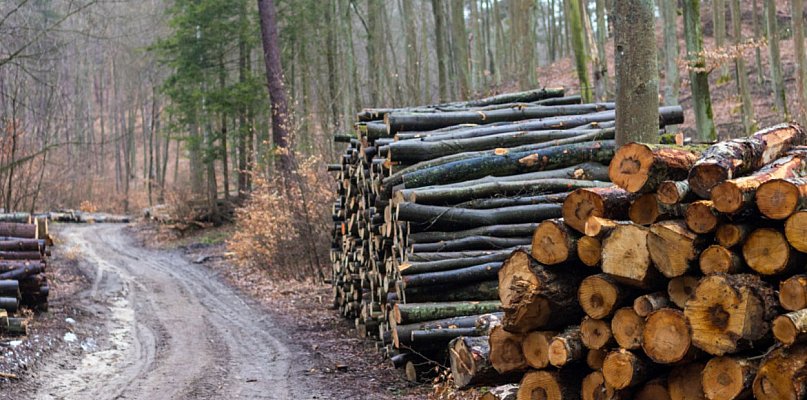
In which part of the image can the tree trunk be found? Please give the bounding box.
[683,0,717,142]
[614,0,659,145]
[660,0,680,106]
[766,0,789,118]
[432,0,449,102]
[566,0,592,102]
[731,0,757,134]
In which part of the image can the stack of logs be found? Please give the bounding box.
[329,88,685,382]
[446,122,807,399]
[0,217,53,336]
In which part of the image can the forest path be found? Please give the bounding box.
[29,224,327,400]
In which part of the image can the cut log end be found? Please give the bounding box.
[711,181,745,214]
[657,180,689,205]
[689,163,729,199]
[716,223,750,248]
[608,143,654,193]
[780,275,807,311]
[702,356,758,400]
[700,245,742,275]
[629,194,661,225]
[531,220,574,265]
[602,349,647,389]
[685,200,720,234]
[742,228,795,275]
[578,274,621,319]
[612,307,644,350]
[577,236,602,267]
[756,179,802,220]
[667,275,698,309]
[642,308,692,364]
[785,211,807,253]
[580,317,612,350]
[521,331,555,369]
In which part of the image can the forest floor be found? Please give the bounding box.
[0,223,422,400]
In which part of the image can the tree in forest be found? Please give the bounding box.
[683,0,717,142]
[793,0,807,124]
[257,0,293,176]
[594,0,610,101]
[766,0,788,118]
[660,0,679,106]
[566,0,592,103]
[731,0,756,134]
[614,0,658,145]
[432,0,450,102]
[713,0,729,79]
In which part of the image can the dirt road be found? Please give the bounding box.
[27,224,331,400]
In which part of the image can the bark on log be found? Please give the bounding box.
[481,384,520,400]
[521,331,556,369]
[582,370,630,400]
[633,292,671,317]
[703,356,758,400]
[411,236,532,252]
[438,162,609,190]
[401,140,617,189]
[392,301,501,324]
[752,344,807,400]
[562,186,635,234]
[0,223,37,239]
[780,274,807,311]
[397,202,562,229]
[609,143,702,193]
[400,262,502,288]
[648,220,706,278]
[400,280,499,303]
[392,314,492,348]
[742,228,803,275]
[400,254,512,275]
[531,219,579,265]
[497,250,584,333]
[407,248,525,262]
[642,308,696,364]
[449,336,508,389]
[489,325,528,374]
[459,193,570,209]
[628,193,685,225]
[756,177,807,220]
[603,349,651,389]
[773,308,807,346]
[612,307,644,350]
[684,274,777,355]
[711,153,807,214]
[699,245,744,275]
[578,273,632,319]
[688,123,805,198]
[397,178,609,205]
[547,325,585,367]
[0,239,41,252]
[408,223,539,243]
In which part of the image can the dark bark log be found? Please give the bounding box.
[401,262,502,288]
[400,280,499,303]
[392,301,501,324]
[411,236,532,252]
[397,202,562,229]
[409,223,539,243]
[397,179,610,206]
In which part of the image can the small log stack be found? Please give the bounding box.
[449,123,807,399]
[328,88,685,382]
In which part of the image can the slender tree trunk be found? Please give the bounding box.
[595,0,610,100]
[793,0,807,124]
[566,0,592,102]
[752,0,765,84]
[660,0,680,106]
[450,0,470,98]
[257,0,293,176]
[683,0,717,142]
[432,0,450,102]
[732,0,757,134]
[614,0,659,145]
[714,0,729,78]
[470,0,484,93]
[766,0,788,118]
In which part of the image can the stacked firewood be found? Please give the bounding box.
[0,220,53,336]
[448,123,807,399]
[329,88,684,380]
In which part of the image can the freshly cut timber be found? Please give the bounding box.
[517,370,585,400]
[634,378,671,400]
[582,371,629,400]
[449,336,508,389]
[602,349,651,389]
[756,177,807,220]
[392,301,501,324]
[684,200,721,234]
[687,123,805,198]
[399,280,499,303]
[580,317,614,350]
[530,219,579,265]
[668,362,707,400]
[489,325,528,374]
[497,250,583,332]
[561,186,635,233]
[753,344,807,400]
[656,180,692,205]
[711,153,807,214]
[716,223,753,248]
[547,325,585,367]
[521,331,555,369]
[633,292,670,317]
[699,245,744,275]
[641,308,696,364]
[702,356,758,400]
[628,193,685,225]
[667,275,699,309]
[400,140,617,189]
[612,307,644,350]
[785,210,807,252]
[684,274,777,355]
[742,228,803,275]
[578,274,631,319]
[397,202,562,228]
[586,349,606,370]
[780,274,807,311]
[772,308,807,345]
[647,220,705,278]
[600,223,658,288]
[608,143,702,193]
[576,236,601,267]
[582,216,623,238]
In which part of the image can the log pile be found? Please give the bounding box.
[453,123,807,399]
[328,88,685,381]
